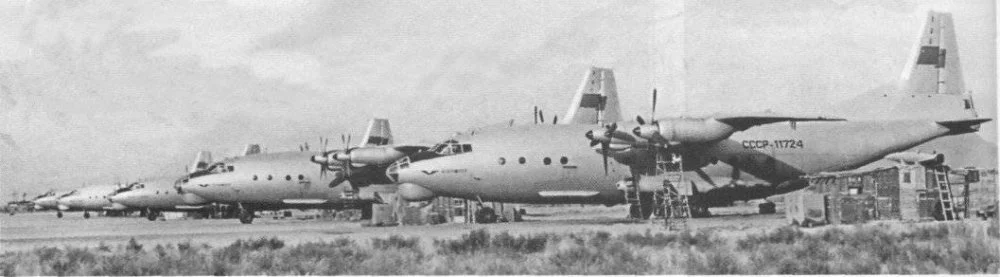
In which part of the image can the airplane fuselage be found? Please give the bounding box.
[182,151,381,210]
[110,176,210,211]
[394,119,960,204]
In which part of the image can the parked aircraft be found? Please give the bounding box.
[388,12,991,219]
[108,146,260,221]
[56,184,131,218]
[181,118,426,224]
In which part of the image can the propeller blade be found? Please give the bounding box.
[341,134,346,145]
[552,115,558,125]
[651,88,657,120]
[694,168,719,188]
[601,142,609,175]
[539,110,545,123]
[534,106,539,125]
[636,115,646,125]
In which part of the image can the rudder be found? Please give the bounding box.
[563,67,621,125]
[900,11,965,95]
[359,118,392,147]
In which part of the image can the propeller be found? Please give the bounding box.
[539,110,545,124]
[310,136,334,178]
[533,106,539,125]
[633,89,661,140]
[585,123,618,175]
[693,168,719,188]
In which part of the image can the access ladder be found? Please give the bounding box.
[658,152,691,230]
[932,166,958,220]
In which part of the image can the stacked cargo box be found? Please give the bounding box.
[786,164,950,226]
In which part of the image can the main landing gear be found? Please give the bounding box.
[361,203,373,221]
[238,203,255,224]
[146,208,161,221]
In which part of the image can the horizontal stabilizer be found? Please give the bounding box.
[714,112,845,130]
[937,118,991,134]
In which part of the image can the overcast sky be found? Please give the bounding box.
[0,0,995,198]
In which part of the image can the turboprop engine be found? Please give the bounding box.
[333,147,408,165]
[632,118,736,144]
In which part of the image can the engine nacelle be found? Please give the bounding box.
[654,118,735,143]
[336,147,407,165]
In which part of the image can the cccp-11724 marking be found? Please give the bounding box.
[741,140,804,149]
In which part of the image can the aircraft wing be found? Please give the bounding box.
[711,112,845,131]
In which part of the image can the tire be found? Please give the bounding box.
[146,209,158,221]
[360,204,373,220]
[476,207,497,224]
[57,211,63,218]
[83,211,91,219]
[239,210,254,224]
[759,202,777,214]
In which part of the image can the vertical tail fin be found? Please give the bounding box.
[189,151,212,174]
[242,144,261,156]
[359,118,392,147]
[563,67,621,125]
[899,11,965,95]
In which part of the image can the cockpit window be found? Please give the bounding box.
[430,139,473,155]
[190,162,234,178]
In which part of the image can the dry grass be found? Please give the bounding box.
[3,219,998,275]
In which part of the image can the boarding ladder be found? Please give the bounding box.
[658,152,691,230]
[932,166,958,220]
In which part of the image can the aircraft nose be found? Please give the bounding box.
[391,158,444,190]
[181,175,227,201]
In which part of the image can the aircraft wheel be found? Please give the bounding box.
[57,211,63,218]
[360,204,373,220]
[639,192,655,219]
[475,207,497,224]
[758,202,776,214]
[238,208,254,224]
[83,211,91,219]
[146,209,159,221]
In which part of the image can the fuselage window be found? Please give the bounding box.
[298,174,305,180]
[267,175,273,181]
[285,175,292,181]
[560,157,568,165]
[518,157,526,164]
[543,157,551,165]
[498,157,506,165]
